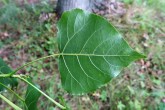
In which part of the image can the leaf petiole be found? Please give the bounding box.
[9,53,60,76]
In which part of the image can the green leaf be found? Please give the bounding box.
[0,58,18,91]
[25,79,41,110]
[117,101,125,110]
[57,9,145,94]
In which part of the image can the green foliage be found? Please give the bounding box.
[0,8,145,109]
[100,90,107,101]
[117,101,125,110]
[25,79,41,110]
[57,9,145,94]
[1,0,163,109]
[0,58,18,91]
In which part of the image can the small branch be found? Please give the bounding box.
[0,94,23,110]
[0,52,66,109]
[0,82,24,102]
[0,74,66,109]
[16,75,66,109]
[0,74,28,78]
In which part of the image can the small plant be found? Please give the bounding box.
[0,9,145,109]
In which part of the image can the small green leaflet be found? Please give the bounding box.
[57,9,145,94]
[25,78,41,110]
[0,58,18,91]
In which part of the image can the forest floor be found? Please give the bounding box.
[0,0,165,110]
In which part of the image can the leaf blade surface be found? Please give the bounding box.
[57,9,145,94]
[25,79,41,110]
[0,58,18,91]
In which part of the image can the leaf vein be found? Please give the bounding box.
[88,56,106,76]
[76,56,100,83]
[93,38,113,54]
[103,56,121,67]
[62,56,85,91]
[80,27,103,53]
[62,21,91,52]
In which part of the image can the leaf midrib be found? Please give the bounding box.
[59,53,130,57]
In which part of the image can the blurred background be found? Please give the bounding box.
[0,0,164,110]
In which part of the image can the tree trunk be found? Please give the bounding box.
[56,0,94,17]
[56,0,114,17]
